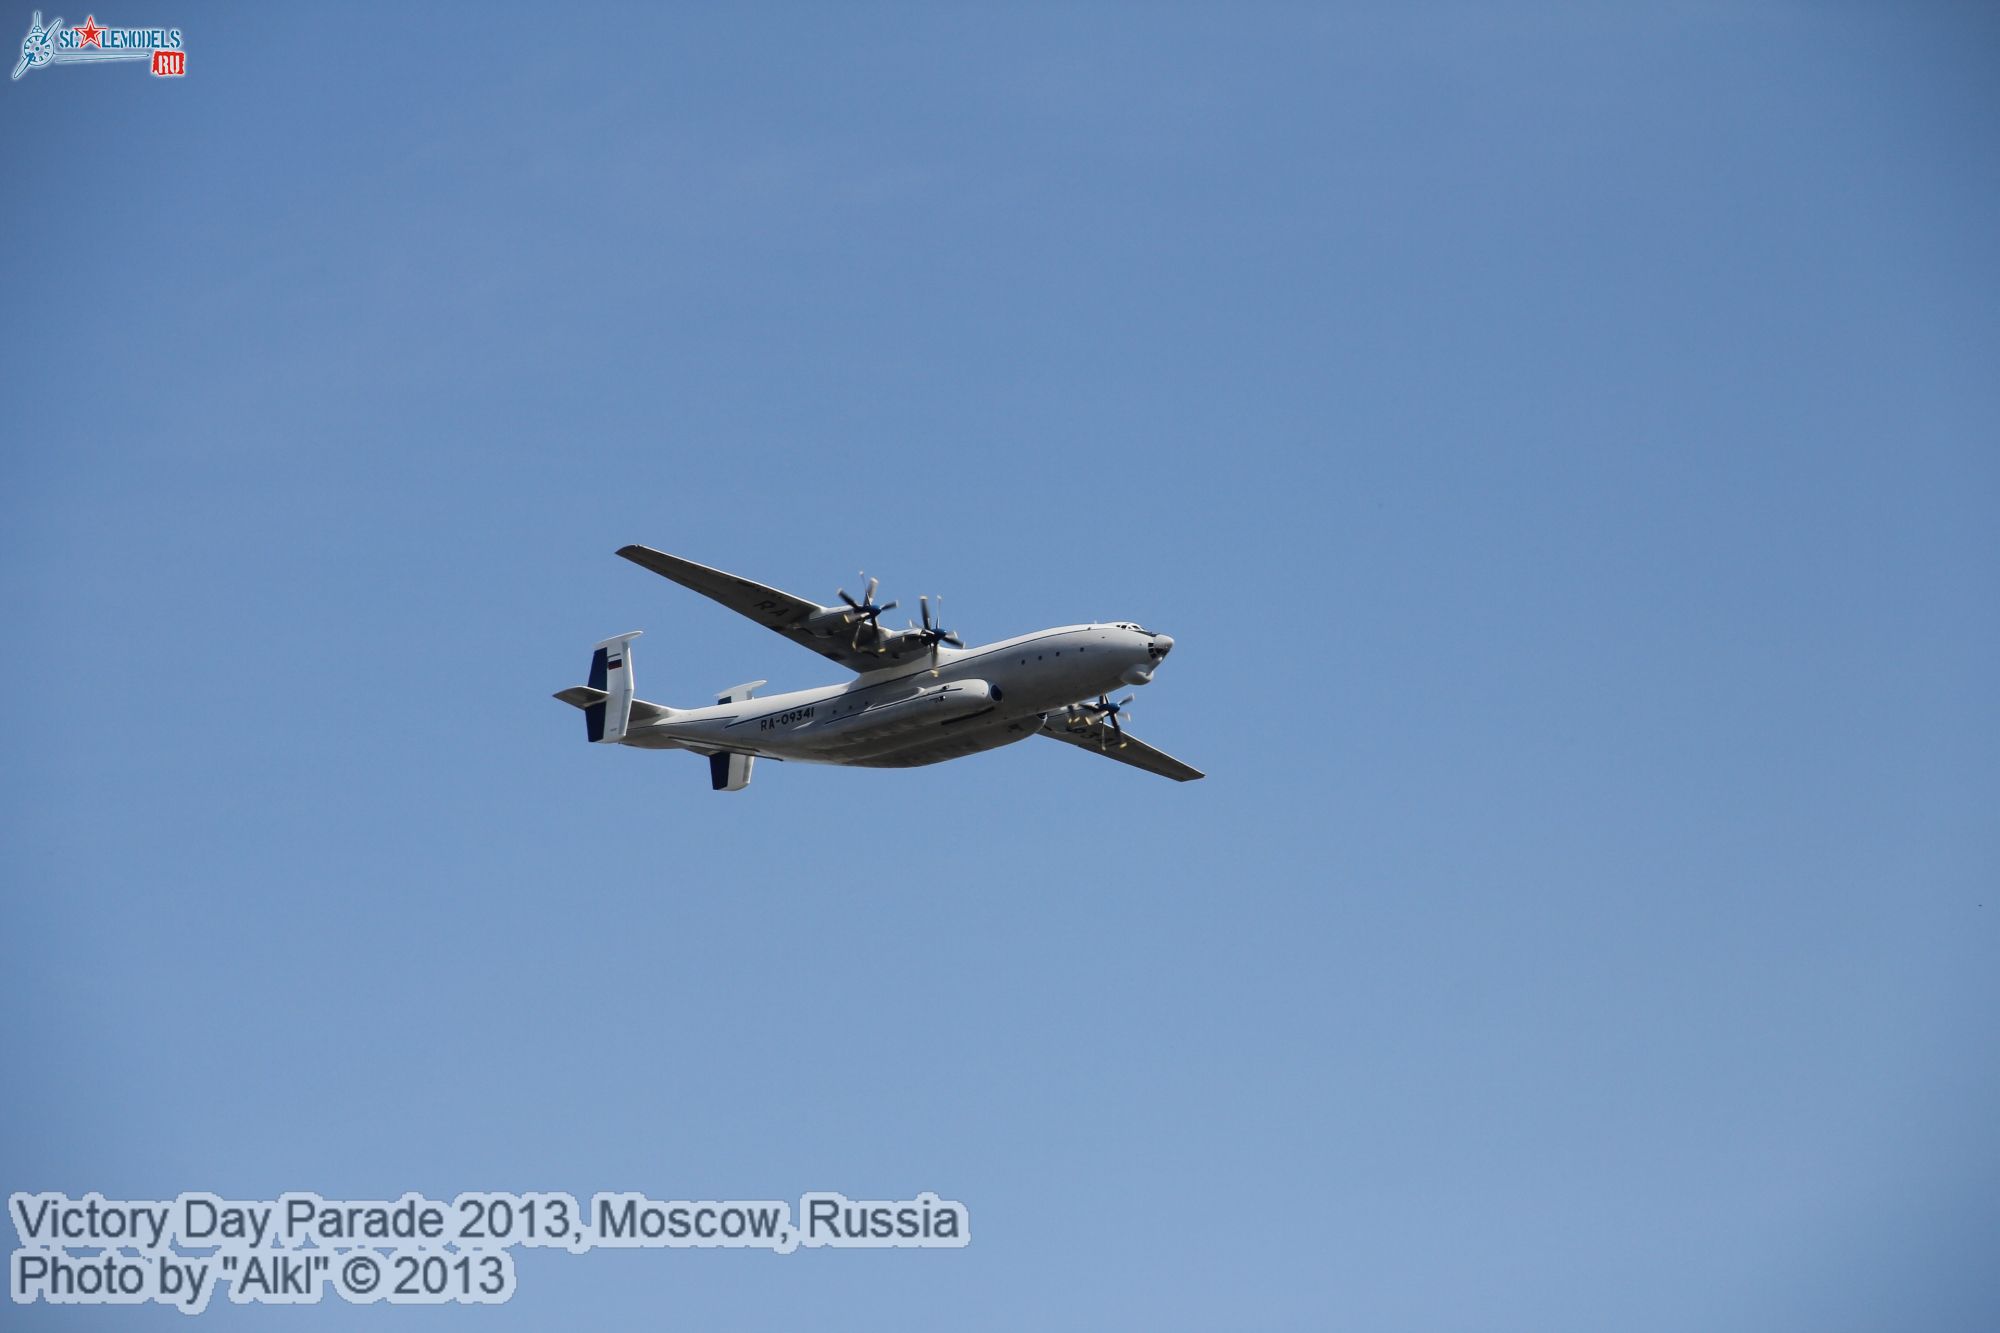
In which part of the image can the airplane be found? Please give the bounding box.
[553,546,1203,791]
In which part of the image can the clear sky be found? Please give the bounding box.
[4,3,1996,1329]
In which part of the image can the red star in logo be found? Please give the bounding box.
[76,15,104,47]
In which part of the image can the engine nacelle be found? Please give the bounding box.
[802,606,859,636]
[802,607,916,656]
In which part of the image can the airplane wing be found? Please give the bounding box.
[1038,715,1205,782]
[616,545,891,673]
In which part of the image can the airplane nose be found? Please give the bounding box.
[1149,634,1174,658]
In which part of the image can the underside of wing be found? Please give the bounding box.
[616,545,894,673]
[1038,714,1205,782]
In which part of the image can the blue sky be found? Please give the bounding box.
[4,3,1996,1328]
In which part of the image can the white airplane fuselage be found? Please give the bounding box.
[624,623,1173,769]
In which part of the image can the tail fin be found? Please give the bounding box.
[709,753,753,791]
[585,631,643,743]
[706,680,764,791]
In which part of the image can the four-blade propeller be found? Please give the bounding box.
[837,575,898,651]
[1080,694,1134,749]
[836,576,972,670]
[915,595,964,675]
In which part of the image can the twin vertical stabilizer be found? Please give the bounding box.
[708,680,764,791]
[585,631,643,743]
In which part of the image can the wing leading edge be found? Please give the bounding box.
[1037,716,1205,782]
[616,545,890,673]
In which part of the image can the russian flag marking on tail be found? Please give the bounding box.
[587,632,643,743]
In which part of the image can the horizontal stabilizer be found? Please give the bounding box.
[552,686,674,726]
